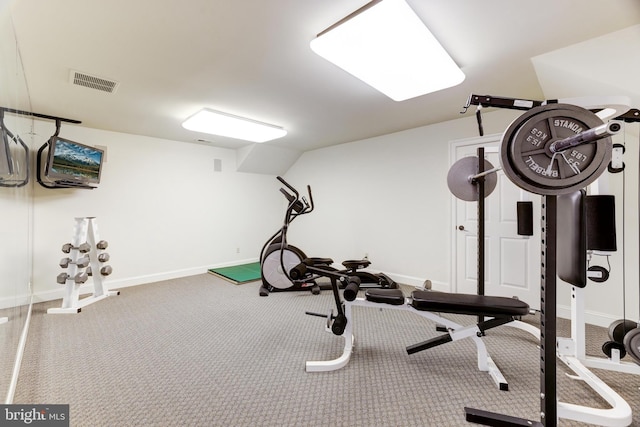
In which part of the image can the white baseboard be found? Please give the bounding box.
[0,295,31,311]
[386,272,449,291]
[1,262,625,330]
[557,304,622,328]
[1,259,260,309]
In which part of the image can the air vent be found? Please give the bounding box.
[70,70,119,93]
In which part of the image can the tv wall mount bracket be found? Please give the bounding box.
[0,107,83,189]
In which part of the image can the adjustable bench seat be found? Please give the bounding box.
[411,290,529,317]
[365,288,529,317]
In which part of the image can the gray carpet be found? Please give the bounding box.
[0,305,29,397]
[12,274,640,426]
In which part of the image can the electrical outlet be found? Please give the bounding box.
[236,247,240,254]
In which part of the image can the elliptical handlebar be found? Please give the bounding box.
[277,175,299,199]
[277,176,314,219]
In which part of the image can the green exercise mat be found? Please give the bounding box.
[208,262,261,284]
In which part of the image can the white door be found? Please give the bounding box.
[451,135,541,310]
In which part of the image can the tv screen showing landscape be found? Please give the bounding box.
[45,137,104,184]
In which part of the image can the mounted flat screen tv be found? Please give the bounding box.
[45,136,104,185]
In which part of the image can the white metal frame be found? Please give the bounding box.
[554,285,636,426]
[48,217,119,314]
[307,296,515,391]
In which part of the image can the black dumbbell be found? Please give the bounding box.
[608,319,638,344]
[62,242,91,253]
[87,265,113,276]
[59,256,90,268]
[56,272,89,284]
[602,340,627,359]
[74,272,89,284]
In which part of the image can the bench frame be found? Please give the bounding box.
[307,293,530,391]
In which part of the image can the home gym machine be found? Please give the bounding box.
[259,176,396,296]
[293,145,536,391]
[292,259,530,390]
[292,97,634,426]
[460,95,633,426]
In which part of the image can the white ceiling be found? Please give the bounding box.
[7,0,640,152]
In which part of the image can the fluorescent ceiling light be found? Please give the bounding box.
[310,0,465,101]
[182,109,287,143]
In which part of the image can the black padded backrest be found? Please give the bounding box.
[586,195,616,252]
[517,201,534,236]
[557,191,587,288]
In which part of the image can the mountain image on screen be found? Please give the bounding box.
[51,140,102,181]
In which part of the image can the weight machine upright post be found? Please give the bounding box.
[477,147,486,325]
[540,195,557,426]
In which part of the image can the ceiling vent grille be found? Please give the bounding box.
[70,70,119,93]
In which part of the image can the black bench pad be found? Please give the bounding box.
[365,288,405,305]
[411,290,529,317]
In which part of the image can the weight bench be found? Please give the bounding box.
[300,264,531,391]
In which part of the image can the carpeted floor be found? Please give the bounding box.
[12,274,640,426]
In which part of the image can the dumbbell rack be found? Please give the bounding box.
[48,217,119,314]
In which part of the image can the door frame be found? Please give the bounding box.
[449,133,541,309]
[449,133,502,294]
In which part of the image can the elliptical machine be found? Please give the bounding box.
[259,177,322,296]
[259,176,396,296]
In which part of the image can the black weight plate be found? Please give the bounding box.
[608,319,638,344]
[447,156,497,201]
[602,340,627,359]
[623,327,640,365]
[500,104,612,195]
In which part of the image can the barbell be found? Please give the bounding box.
[448,104,621,200]
[500,104,619,196]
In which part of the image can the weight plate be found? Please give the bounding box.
[623,327,640,365]
[607,319,638,344]
[500,104,612,195]
[602,340,627,359]
[447,156,497,201]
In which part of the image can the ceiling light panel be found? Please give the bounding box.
[182,109,287,143]
[310,0,465,101]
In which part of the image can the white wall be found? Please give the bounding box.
[283,109,522,288]
[27,120,283,304]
